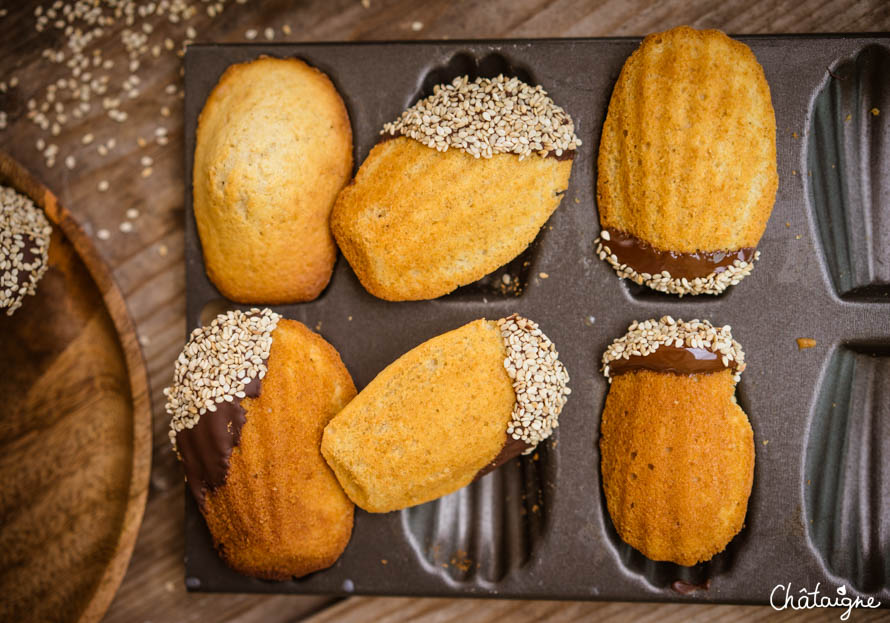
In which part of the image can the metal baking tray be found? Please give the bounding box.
[182,36,890,605]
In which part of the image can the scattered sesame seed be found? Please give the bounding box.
[81,133,94,144]
[65,155,76,169]
[140,155,153,167]
[245,28,257,40]
[595,234,759,296]
[126,208,140,220]
[361,0,371,7]
[264,27,274,40]
[411,20,423,31]
[98,180,109,192]
[158,244,168,257]
[0,185,52,316]
[141,167,153,178]
[539,272,549,279]
[497,314,570,450]
[281,24,291,35]
[119,221,133,233]
[165,308,281,451]
[602,317,746,384]
[96,228,110,240]
[382,75,581,160]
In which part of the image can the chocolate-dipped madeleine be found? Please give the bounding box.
[1,184,51,316]
[596,26,777,295]
[165,309,356,580]
[321,314,570,512]
[599,317,754,566]
[331,75,580,301]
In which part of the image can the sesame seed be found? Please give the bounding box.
[98,180,109,192]
[0,185,52,316]
[165,309,281,452]
[96,228,110,240]
[382,74,581,160]
[601,317,747,382]
[126,208,140,219]
[595,235,760,296]
[411,21,423,31]
[119,221,133,233]
[245,28,257,40]
[497,314,570,450]
[264,27,274,40]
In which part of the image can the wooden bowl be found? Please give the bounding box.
[0,151,152,623]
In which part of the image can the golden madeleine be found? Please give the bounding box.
[596,26,777,295]
[193,57,353,304]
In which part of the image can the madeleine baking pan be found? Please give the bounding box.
[182,36,890,605]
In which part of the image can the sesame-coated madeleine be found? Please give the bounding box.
[596,26,777,295]
[331,75,580,301]
[165,309,356,580]
[193,57,353,304]
[1,185,51,316]
[321,314,570,513]
[599,317,754,566]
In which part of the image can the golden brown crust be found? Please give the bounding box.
[321,319,515,512]
[600,369,754,566]
[597,26,777,253]
[202,319,357,580]
[194,56,353,304]
[331,137,572,301]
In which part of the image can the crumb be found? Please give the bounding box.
[315,321,323,331]
[792,131,799,139]
[762,439,769,446]
[785,222,790,228]
[361,0,371,7]
[871,107,880,116]
[844,113,852,122]
[347,315,352,321]
[381,559,387,565]
[531,504,539,513]
[795,234,801,240]
[158,244,168,257]
[792,170,797,175]
[574,197,580,204]
[538,272,549,279]
[796,337,817,350]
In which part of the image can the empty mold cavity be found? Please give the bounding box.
[401,443,553,584]
[412,51,534,105]
[807,45,890,301]
[804,344,890,593]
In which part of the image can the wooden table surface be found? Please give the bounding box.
[2,1,888,621]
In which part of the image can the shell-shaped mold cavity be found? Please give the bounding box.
[807,45,890,300]
[805,344,890,592]
[412,52,545,302]
[401,443,553,585]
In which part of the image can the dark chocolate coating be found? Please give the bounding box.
[602,228,755,280]
[176,376,262,508]
[608,345,733,377]
[474,435,532,481]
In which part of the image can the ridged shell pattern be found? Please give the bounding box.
[418,52,542,302]
[807,45,890,300]
[805,345,890,592]
[401,443,552,584]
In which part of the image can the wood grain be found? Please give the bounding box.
[1,1,889,622]
[0,152,151,623]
